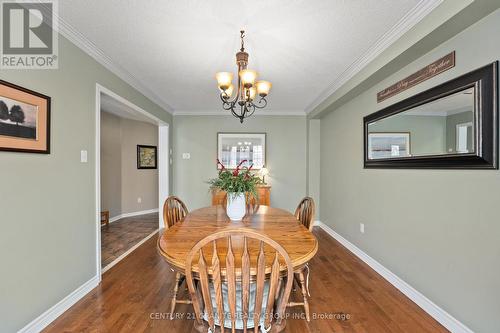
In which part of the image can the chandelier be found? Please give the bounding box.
[215,31,272,123]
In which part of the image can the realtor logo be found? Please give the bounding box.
[1,0,58,69]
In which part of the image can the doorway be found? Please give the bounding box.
[95,84,169,278]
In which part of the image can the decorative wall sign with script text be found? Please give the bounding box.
[377,51,455,103]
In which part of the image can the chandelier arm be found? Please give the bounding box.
[232,106,242,120]
[252,97,268,109]
[222,100,236,111]
[245,103,256,118]
[220,95,233,110]
[220,86,239,105]
[220,93,229,104]
[226,74,242,105]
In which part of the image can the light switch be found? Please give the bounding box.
[182,153,191,159]
[80,150,88,163]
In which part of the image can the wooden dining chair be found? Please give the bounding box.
[163,196,188,229]
[294,197,315,231]
[185,228,294,333]
[162,196,191,317]
[288,197,315,321]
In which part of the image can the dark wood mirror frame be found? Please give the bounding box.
[364,62,498,169]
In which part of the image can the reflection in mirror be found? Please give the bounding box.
[367,87,475,160]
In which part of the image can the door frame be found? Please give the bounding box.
[95,83,169,280]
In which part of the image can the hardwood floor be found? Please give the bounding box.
[45,227,448,333]
[101,213,158,268]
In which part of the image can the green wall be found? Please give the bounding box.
[307,119,321,218]
[369,114,447,156]
[0,36,171,332]
[173,115,307,212]
[319,9,500,332]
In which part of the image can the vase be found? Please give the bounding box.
[226,192,246,221]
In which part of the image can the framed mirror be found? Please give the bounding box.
[364,62,497,169]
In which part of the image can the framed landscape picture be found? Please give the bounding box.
[217,132,266,169]
[137,145,157,169]
[0,80,51,153]
[368,132,411,159]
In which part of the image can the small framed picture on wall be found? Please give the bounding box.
[137,145,157,169]
[0,79,51,153]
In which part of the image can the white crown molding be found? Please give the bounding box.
[313,221,474,333]
[35,1,174,114]
[39,0,442,117]
[305,0,443,114]
[38,0,441,117]
[17,275,100,333]
[173,110,306,116]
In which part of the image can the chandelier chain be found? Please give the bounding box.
[240,30,245,52]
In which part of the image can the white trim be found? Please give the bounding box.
[173,110,306,116]
[101,230,159,274]
[108,208,159,224]
[305,0,443,114]
[313,221,474,333]
[34,0,174,114]
[95,85,102,282]
[17,275,99,333]
[158,125,169,229]
[96,84,169,282]
[97,84,167,125]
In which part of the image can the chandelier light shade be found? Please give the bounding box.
[240,69,258,88]
[215,72,233,90]
[256,80,271,97]
[216,30,272,123]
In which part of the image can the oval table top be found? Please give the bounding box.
[157,205,318,275]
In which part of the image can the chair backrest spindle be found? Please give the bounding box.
[212,241,225,333]
[185,229,293,333]
[241,237,250,333]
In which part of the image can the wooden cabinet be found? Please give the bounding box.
[255,185,271,206]
[212,185,271,206]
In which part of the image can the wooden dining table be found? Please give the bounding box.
[157,205,318,276]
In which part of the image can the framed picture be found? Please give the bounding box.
[217,132,266,169]
[0,80,50,153]
[368,132,411,159]
[137,145,157,169]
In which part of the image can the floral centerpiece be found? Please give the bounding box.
[208,159,262,220]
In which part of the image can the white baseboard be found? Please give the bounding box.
[101,229,159,273]
[18,275,100,333]
[108,208,159,223]
[313,221,473,333]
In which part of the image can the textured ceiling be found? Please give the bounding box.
[59,0,425,113]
